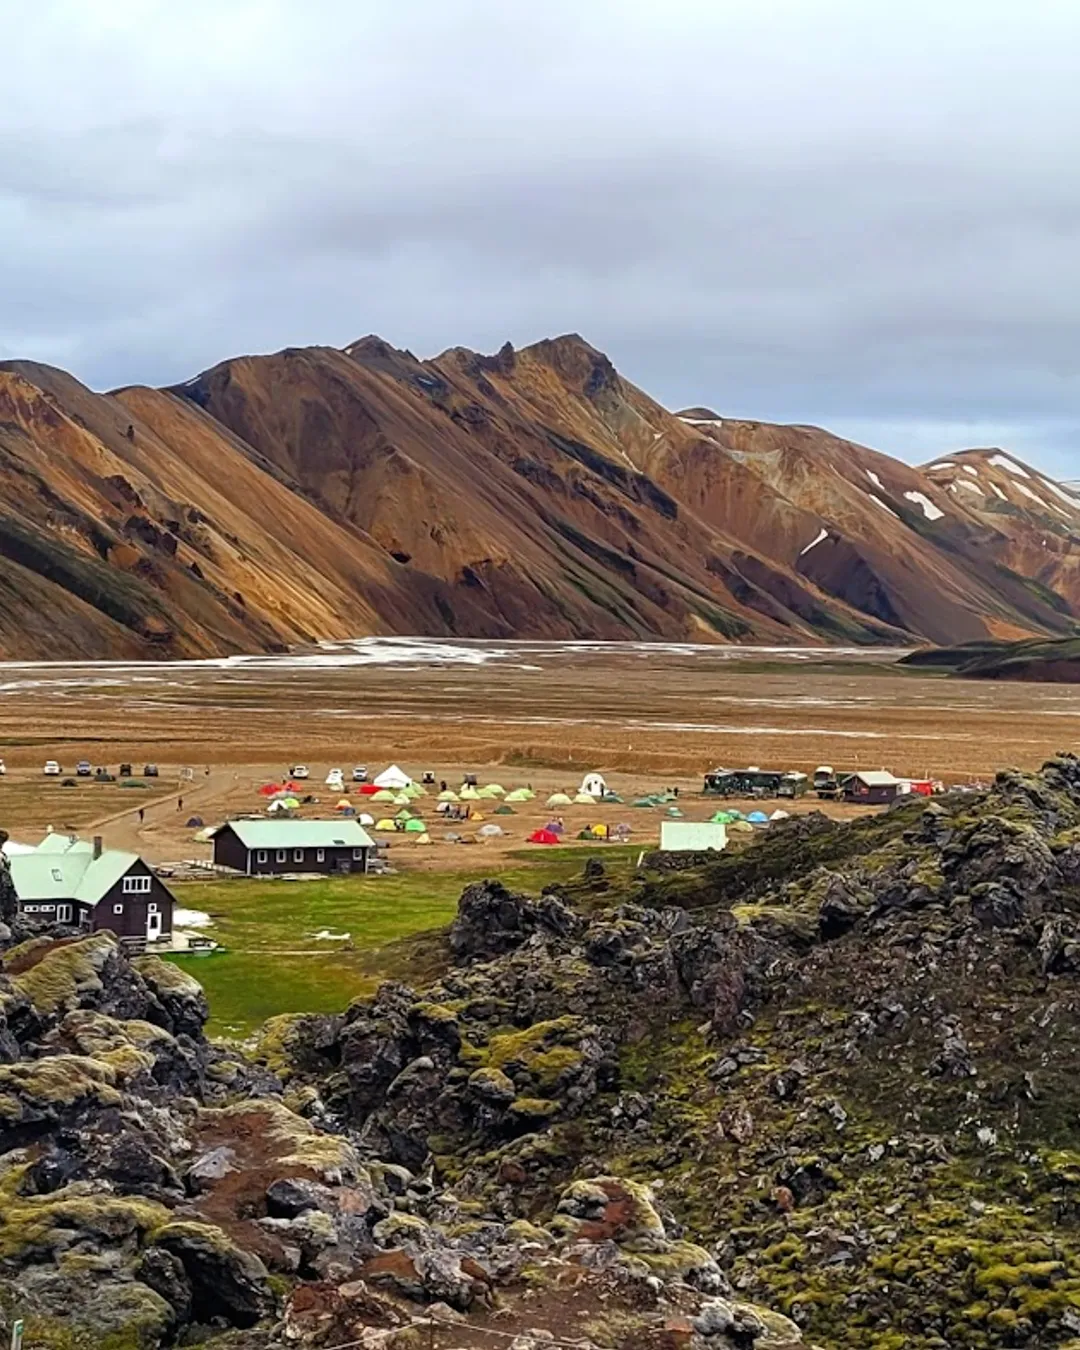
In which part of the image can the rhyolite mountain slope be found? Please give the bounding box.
[0,336,1078,657]
[9,755,1080,1347]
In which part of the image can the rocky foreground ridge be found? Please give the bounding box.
[9,760,1080,1347]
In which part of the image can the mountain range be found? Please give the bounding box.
[1,334,1077,659]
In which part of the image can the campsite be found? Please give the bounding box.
[0,639,1076,1033]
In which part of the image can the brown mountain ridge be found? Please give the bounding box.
[0,334,1076,659]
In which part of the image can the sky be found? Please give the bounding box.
[4,0,1080,474]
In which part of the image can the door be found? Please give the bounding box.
[146,907,163,941]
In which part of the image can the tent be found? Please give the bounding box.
[395,809,413,821]
[770,809,790,821]
[459,786,481,801]
[604,793,624,804]
[590,824,609,839]
[337,798,352,808]
[438,789,459,802]
[358,812,375,826]
[485,783,506,795]
[372,789,396,802]
[580,772,607,798]
[358,783,380,796]
[730,820,754,833]
[504,788,530,802]
[711,810,736,823]
[547,792,572,807]
[494,805,515,816]
[393,792,412,805]
[415,833,432,845]
[748,811,769,824]
[544,819,565,835]
[340,806,356,817]
[404,784,425,798]
[374,765,411,790]
[259,783,283,797]
[573,792,597,805]
[576,829,593,840]
[374,818,396,831]
[476,787,499,800]
[404,818,427,833]
[612,823,632,838]
[325,770,344,785]
[478,823,504,837]
[470,812,485,822]
[193,826,216,843]
[667,806,684,818]
[267,800,291,814]
[528,829,560,844]
[631,797,656,808]
[186,816,203,828]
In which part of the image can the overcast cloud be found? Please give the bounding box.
[4,0,1080,472]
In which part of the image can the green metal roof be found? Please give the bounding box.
[10,849,143,906]
[35,833,93,855]
[219,819,375,851]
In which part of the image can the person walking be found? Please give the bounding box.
[177,796,183,812]
[138,808,144,823]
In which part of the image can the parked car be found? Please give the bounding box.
[290,765,310,780]
[76,760,92,777]
[0,759,6,776]
[119,762,132,778]
[351,765,368,782]
[143,764,159,778]
[43,761,61,776]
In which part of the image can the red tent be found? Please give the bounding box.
[259,783,283,797]
[357,783,380,796]
[527,828,560,845]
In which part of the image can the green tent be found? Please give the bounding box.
[395,808,413,821]
[494,805,516,816]
[476,786,499,799]
[631,797,655,808]
[504,788,530,802]
[485,784,506,795]
[404,818,427,833]
[667,806,684,818]
[438,789,459,802]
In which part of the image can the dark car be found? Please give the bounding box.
[143,763,159,778]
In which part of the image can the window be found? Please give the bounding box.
[51,868,62,882]
[256,850,268,863]
[352,848,364,860]
[293,849,304,862]
[23,905,36,913]
[113,904,123,915]
[122,875,151,894]
[148,903,158,914]
[316,848,325,862]
[275,850,286,863]
[57,904,72,923]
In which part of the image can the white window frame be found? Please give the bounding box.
[316,848,325,862]
[275,849,287,863]
[148,903,158,914]
[113,904,123,914]
[56,904,72,923]
[352,848,364,860]
[256,850,268,863]
[293,849,304,863]
[122,875,151,894]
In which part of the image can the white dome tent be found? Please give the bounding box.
[580,771,608,798]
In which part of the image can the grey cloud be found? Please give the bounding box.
[2,0,1080,473]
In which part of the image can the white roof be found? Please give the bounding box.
[853,771,901,786]
[218,819,375,850]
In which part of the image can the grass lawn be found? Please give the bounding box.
[167,844,642,1037]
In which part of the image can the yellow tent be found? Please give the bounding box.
[374,818,397,831]
[415,832,432,845]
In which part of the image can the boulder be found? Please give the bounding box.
[149,1220,274,1327]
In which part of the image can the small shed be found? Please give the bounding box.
[844,771,905,805]
[659,821,728,853]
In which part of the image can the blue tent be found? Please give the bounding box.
[747,811,769,824]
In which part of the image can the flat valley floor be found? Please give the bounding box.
[3,639,1077,1032]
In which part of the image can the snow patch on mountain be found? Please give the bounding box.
[868,493,900,519]
[989,454,1030,478]
[904,491,945,521]
[800,527,829,556]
